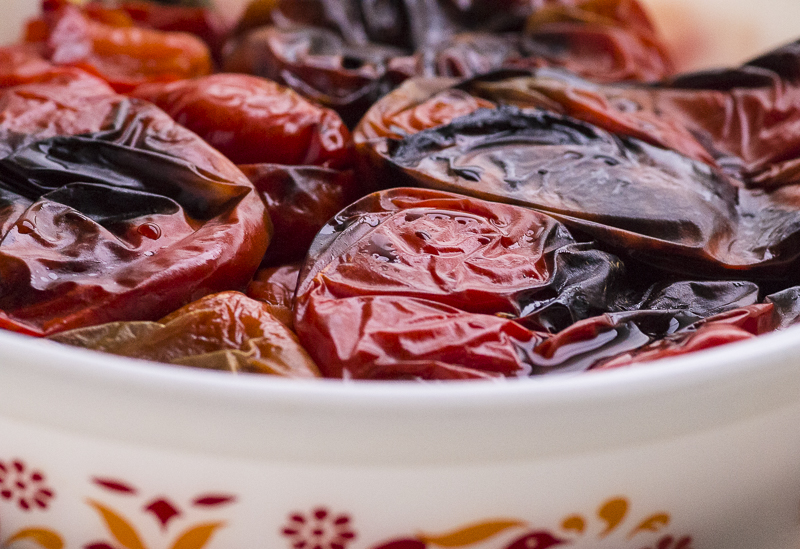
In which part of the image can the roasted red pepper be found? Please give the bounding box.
[0,69,118,159]
[294,187,769,378]
[224,0,673,124]
[515,0,674,82]
[593,304,777,370]
[238,164,360,265]
[129,74,358,265]
[131,73,353,168]
[27,2,212,93]
[0,81,269,336]
[355,62,800,279]
[0,0,797,379]
[49,291,320,378]
[247,262,301,328]
[111,1,230,64]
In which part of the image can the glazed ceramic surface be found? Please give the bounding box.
[2,319,800,549]
[1,1,800,549]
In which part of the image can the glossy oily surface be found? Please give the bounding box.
[0,83,268,336]
[0,1,797,548]
[48,291,320,378]
[294,187,779,379]
[0,0,798,378]
[131,73,353,168]
[239,164,360,265]
[356,57,800,278]
[223,0,674,124]
[26,1,213,92]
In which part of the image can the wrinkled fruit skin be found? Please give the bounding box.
[294,188,773,379]
[239,164,361,266]
[4,0,800,379]
[0,84,269,336]
[223,0,674,125]
[294,187,587,379]
[49,291,320,378]
[246,262,301,328]
[357,70,800,278]
[27,3,212,92]
[131,74,354,168]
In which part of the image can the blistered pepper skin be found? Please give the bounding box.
[247,262,301,328]
[357,64,800,279]
[238,164,360,265]
[224,0,673,125]
[593,304,778,370]
[113,1,231,63]
[293,188,577,378]
[4,0,800,378]
[28,4,212,93]
[49,291,321,378]
[131,74,353,168]
[293,188,775,378]
[0,84,269,336]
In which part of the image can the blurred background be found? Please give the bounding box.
[3,0,800,73]
[639,0,800,70]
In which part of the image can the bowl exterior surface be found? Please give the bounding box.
[1,402,800,549]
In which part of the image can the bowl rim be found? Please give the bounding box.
[0,314,792,399]
[1,317,799,464]
[2,0,800,465]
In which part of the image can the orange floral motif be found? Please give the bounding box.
[84,478,236,549]
[554,497,693,548]
[360,496,693,549]
[0,457,63,549]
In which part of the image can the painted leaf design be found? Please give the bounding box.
[86,499,147,549]
[92,479,138,495]
[418,520,526,547]
[371,540,426,549]
[169,521,225,549]
[629,513,670,538]
[6,528,64,549]
[504,531,566,549]
[191,495,236,507]
[561,515,585,534]
[597,498,628,537]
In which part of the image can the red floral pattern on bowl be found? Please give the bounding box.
[0,459,54,512]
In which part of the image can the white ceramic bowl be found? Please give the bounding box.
[1,2,800,549]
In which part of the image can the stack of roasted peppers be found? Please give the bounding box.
[1,0,799,380]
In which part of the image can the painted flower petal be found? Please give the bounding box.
[418,520,527,547]
[598,498,628,537]
[92,479,138,495]
[144,498,182,530]
[169,522,225,549]
[561,515,585,534]
[504,531,567,549]
[191,495,236,507]
[86,499,147,549]
[6,528,64,549]
[629,513,670,537]
[371,540,427,549]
